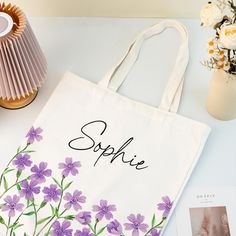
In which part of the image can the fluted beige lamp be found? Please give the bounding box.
[0,2,47,109]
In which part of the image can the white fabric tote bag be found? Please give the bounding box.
[0,20,210,236]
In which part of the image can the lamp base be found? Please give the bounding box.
[0,91,38,110]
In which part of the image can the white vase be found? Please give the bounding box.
[206,69,236,120]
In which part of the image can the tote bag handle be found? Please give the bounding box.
[98,20,189,113]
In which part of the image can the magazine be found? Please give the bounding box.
[176,187,236,236]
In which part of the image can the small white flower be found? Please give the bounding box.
[219,24,236,49]
[208,48,217,56]
[200,2,224,27]
[207,38,218,49]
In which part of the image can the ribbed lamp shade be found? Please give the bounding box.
[0,2,47,109]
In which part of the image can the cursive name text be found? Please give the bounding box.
[68,120,148,171]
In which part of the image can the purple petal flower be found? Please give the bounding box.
[26,126,43,144]
[63,190,86,211]
[149,229,161,236]
[58,157,81,177]
[92,200,116,221]
[50,220,72,236]
[107,219,123,235]
[43,184,61,202]
[20,180,40,200]
[76,211,91,225]
[31,162,52,183]
[157,196,173,218]
[74,228,94,236]
[12,154,32,171]
[124,214,148,236]
[1,195,24,217]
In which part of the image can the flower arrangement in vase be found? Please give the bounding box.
[200,0,236,120]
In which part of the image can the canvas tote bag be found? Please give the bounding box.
[0,20,210,236]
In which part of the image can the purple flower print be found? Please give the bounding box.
[58,157,81,177]
[76,211,91,225]
[74,228,94,236]
[50,220,72,236]
[26,126,43,144]
[64,190,86,210]
[124,214,148,236]
[149,229,161,236]
[20,180,40,200]
[12,154,32,171]
[31,162,52,183]
[1,195,24,217]
[107,219,123,235]
[43,184,61,202]
[157,196,173,218]
[92,200,116,221]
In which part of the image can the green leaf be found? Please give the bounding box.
[97,226,107,235]
[24,232,28,236]
[16,183,21,190]
[50,204,55,215]
[0,215,5,225]
[23,211,35,216]
[52,177,61,188]
[17,146,21,153]
[151,214,156,227]
[39,200,47,209]
[9,222,18,228]
[20,150,35,154]
[55,208,59,218]
[37,216,51,225]
[88,224,95,234]
[4,168,15,174]
[64,215,75,220]
[16,170,22,178]
[94,219,99,232]
[63,181,73,191]
[13,223,24,230]
[3,177,8,191]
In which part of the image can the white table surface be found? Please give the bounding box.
[0,17,236,235]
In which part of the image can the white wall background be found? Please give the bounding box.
[7,0,206,17]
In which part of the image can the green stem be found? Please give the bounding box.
[36,177,66,235]
[88,219,100,236]
[59,209,67,217]
[36,216,55,236]
[0,144,29,184]
[45,209,68,236]
[36,201,47,214]
[0,143,29,188]
[0,177,29,200]
[6,217,11,236]
[88,224,96,234]
[44,209,68,235]
[9,204,31,236]
[143,218,166,236]
[94,219,99,234]
[32,199,38,236]
[45,222,53,236]
[57,176,65,211]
